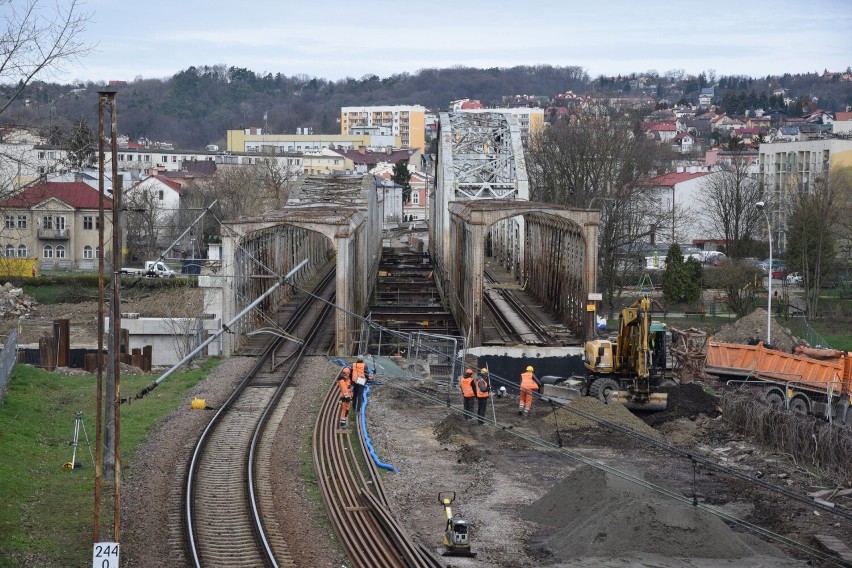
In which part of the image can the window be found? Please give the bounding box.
[42,216,54,230]
[17,245,27,257]
[5,245,13,257]
[158,190,164,200]
[84,216,93,230]
[144,154,151,161]
[171,156,177,162]
[411,192,419,205]
[17,215,26,229]
[83,245,93,259]
[38,151,46,159]
[43,245,53,258]
[4,216,13,229]
[56,245,65,259]
[118,154,125,161]
[55,216,66,230]
[127,154,133,162]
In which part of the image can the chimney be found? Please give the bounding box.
[358,146,366,155]
[74,172,84,183]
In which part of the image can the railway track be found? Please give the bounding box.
[313,378,444,567]
[483,269,555,346]
[185,266,336,567]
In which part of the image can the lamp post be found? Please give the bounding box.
[756,201,771,344]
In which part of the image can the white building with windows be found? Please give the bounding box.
[0,181,114,271]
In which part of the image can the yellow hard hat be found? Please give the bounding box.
[526,366,534,372]
[480,368,488,374]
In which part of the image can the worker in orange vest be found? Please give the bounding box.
[474,368,491,424]
[351,355,371,413]
[337,367,353,428]
[518,365,541,416]
[460,368,475,419]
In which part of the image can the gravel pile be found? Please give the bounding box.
[523,465,787,562]
[543,396,661,437]
[711,308,801,352]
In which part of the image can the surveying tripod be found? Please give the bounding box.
[64,411,92,470]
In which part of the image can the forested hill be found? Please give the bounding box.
[7,64,851,150]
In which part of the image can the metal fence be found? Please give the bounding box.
[0,329,19,404]
[786,314,832,349]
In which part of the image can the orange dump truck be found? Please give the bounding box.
[705,341,852,423]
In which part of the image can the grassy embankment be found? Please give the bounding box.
[0,359,219,567]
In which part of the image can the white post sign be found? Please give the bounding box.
[92,542,119,568]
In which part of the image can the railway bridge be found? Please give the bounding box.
[202,175,381,357]
[431,111,599,346]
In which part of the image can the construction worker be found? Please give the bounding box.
[337,367,353,428]
[474,368,491,424]
[460,368,475,419]
[518,365,541,416]
[351,355,370,413]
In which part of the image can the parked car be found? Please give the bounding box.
[785,272,803,286]
[771,267,787,280]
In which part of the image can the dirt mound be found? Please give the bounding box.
[434,412,469,443]
[523,465,780,562]
[544,396,661,438]
[712,308,801,352]
[642,383,721,427]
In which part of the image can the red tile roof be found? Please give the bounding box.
[836,112,852,121]
[639,172,709,187]
[0,182,112,209]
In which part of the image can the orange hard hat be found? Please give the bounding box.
[526,366,534,372]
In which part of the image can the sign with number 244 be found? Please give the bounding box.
[93,542,119,568]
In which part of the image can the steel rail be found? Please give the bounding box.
[185,265,335,567]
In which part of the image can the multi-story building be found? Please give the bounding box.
[340,105,426,150]
[227,128,372,154]
[758,138,852,251]
[0,181,114,272]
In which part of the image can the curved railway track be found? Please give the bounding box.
[313,380,444,567]
[185,266,336,567]
[483,269,555,346]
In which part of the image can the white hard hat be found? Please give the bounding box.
[499,386,507,392]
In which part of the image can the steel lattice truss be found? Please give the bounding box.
[447,113,520,199]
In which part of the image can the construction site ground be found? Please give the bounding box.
[5,284,852,566]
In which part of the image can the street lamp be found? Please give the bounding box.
[756,201,771,344]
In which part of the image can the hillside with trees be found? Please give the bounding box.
[3,64,850,150]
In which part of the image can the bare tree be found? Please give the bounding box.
[255,156,298,208]
[527,107,672,317]
[786,166,850,317]
[0,0,93,116]
[123,187,171,262]
[698,156,763,259]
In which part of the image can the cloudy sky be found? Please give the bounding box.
[44,0,852,84]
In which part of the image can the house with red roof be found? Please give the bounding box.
[637,171,711,242]
[833,111,852,135]
[124,174,187,254]
[0,181,114,271]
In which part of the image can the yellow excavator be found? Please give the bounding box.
[582,295,668,410]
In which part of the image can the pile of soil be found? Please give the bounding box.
[643,383,722,427]
[711,308,801,352]
[544,396,661,438]
[522,465,786,562]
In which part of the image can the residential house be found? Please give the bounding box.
[833,111,852,134]
[698,87,715,107]
[776,126,801,142]
[334,148,423,174]
[710,114,745,133]
[671,132,695,153]
[0,181,114,271]
[372,162,429,221]
[644,123,678,142]
[638,172,711,243]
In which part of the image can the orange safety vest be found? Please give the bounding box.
[475,377,490,398]
[352,361,367,381]
[520,371,538,392]
[338,376,352,398]
[460,375,475,397]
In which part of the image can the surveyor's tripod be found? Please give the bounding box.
[64,411,92,470]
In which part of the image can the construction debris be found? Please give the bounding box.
[668,327,708,383]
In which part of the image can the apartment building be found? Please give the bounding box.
[758,138,852,251]
[340,106,426,150]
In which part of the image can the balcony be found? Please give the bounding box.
[38,228,70,240]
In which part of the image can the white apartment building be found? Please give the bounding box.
[340,105,426,150]
[758,138,852,252]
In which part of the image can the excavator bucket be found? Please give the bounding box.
[612,391,668,411]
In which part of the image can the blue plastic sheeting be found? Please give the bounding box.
[360,384,396,472]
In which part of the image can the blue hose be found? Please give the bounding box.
[360,384,396,472]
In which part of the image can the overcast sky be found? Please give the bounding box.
[45,0,852,84]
